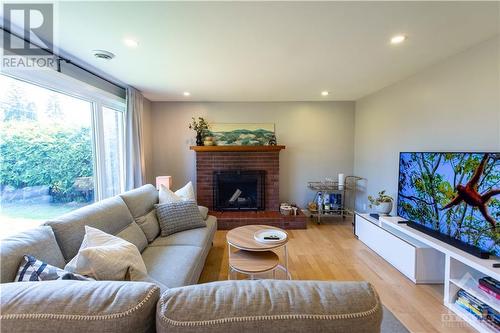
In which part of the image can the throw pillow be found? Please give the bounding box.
[136,209,161,242]
[15,255,92,282]
[65,226,147,281]
[159,184,182,204]
[159,181,196,204]
[198,206,209,220]
[175,181,196,201]
[155,200,206,237]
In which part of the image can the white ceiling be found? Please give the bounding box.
[9,2,500,101]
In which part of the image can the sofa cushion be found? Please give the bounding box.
[0,226,66,283]
[136,210,160,243]
[149,216,216,248]
[127,267,168,295]
[155,201,206,237]
[156,280,382,333]
[44,196,137,261]
[120,184,160,243]
[0,280,159,333]
[116,222,148,253]
[120,184,158,218]
[141,245,204,288]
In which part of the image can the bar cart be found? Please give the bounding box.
[307,176,363,224]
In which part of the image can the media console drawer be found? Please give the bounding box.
[355,214,444,284]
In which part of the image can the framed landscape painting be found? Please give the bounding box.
[208,123,275,146]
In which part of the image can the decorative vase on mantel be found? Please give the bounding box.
[189,117,210,147]
[196,132,204,146]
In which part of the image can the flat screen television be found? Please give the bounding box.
[397,152,499,259]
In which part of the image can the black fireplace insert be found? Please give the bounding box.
[213,170,265,211]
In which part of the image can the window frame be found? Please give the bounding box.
[1,71,126,201]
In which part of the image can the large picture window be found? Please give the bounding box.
[0,74,125,236]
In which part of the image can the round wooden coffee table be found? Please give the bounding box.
[226,225,291,280]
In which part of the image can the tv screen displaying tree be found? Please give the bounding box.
[397,152,499,257]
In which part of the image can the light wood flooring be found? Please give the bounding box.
[199,218,476,333]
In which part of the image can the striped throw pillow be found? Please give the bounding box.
[15,255,93,282]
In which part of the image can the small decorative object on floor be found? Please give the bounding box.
[254,229,288,244]
[368,190,394,215]
[268,134,277,146]
[188,117,210,146]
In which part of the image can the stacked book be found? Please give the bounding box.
[479,277,500,300]
[455,289,499,330]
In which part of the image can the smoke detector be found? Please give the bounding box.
[92,50,115,60]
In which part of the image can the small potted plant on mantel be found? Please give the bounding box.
[188,117,210,146]
[368,190,394,215]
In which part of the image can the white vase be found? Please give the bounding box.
[374,201,393,215]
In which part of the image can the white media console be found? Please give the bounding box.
[355,213,499,333]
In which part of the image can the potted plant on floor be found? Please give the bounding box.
[189,117,210,146]
[368,190,394,215]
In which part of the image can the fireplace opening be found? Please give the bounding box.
[213,170,265,211]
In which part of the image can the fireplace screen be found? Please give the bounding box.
[213,170,265,211]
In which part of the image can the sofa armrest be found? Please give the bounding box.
[1,280,160,333]
[156,280,382,333]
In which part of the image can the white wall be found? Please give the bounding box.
[354,37,500,212]
[150,101,355,207]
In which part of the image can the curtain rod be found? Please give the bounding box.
[1,26,127,92]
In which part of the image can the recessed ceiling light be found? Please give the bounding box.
[183,92,191,96]
[390,35,407,45]
[92,49,115,60]
[321,91,329,96]
[123,38,139,48]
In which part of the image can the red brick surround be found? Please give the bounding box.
[195,151,280,210]
[211,210,307,230]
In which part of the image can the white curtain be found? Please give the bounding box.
[125,87,145,190]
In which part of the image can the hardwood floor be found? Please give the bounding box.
[199,218,476,333]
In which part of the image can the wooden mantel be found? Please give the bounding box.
[190,145,285,152]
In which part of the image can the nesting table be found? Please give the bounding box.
[226,225,291,280]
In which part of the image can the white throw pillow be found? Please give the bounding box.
[159,181,196,204]
[65,226,147,281]
[175,181,196,201]
[159,184,182,204]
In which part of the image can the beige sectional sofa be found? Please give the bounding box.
[0,184,382,333]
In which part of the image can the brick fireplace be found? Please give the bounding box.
[194,148,281,211]
[190,145,306,229]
